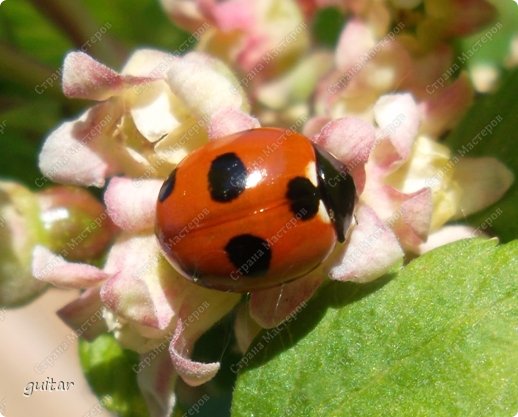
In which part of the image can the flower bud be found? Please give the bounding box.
[37,186,116,261]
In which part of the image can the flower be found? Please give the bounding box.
[34,48,442,417]
[39,49,255,188]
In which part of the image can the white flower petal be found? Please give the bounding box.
[419,225,485,254]
[166,53,244,123]
[129,81,181,142]
[373,93,419,169]
[208,107,260,140]
[313,117,376,193]
[452,157,514,218]
[122,49,178,77]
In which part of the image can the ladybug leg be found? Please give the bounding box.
[274,283,285,317]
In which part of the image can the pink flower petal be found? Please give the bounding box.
[168,285,240,386]
[104,177,163,232]
[32,245,108,289]
[102,271,165,329]
[387,187,433,252]
[63,51,155,101]
[329,204,404,282]
[335,18,376,72]
[199,0,255,31]
[208,107,260,140]
[100,235,177,330]
[101,235,239,336]
[38,103,119,187]
[63,52,124,100]
[419,225,485,254]
[373,93,419,170]
[57,288,107,340]
[136,349,177,417]
[249,272,324,329]
[312,117,377,193]
[170,319,220,387]
[303,116,331,138]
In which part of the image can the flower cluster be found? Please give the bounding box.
[0,1,514,417]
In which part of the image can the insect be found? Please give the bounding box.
[155,127,356,292]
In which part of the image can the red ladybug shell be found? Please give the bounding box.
[156,128,355,292]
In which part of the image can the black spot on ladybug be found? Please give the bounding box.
[225,234,271,277]
[286,177,320,220]
[208,153,247,202]
[158,169,177,202]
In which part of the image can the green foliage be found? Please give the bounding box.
[79,334,150,417]
[0,0,72,68]
[87,0,190,53]
[232,239,518,417]
[312,7,345,48]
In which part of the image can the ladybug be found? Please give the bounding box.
[155,127,356,292]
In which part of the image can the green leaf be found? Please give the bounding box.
[79,334,150,417]
[0,130,40,187]
[312,7,345,48]
[0,97,64,188]
[86,0,191,54]
[231,239,518,417]
[457,0,518,69]
[445,69,518,241]
[0,0,71,68]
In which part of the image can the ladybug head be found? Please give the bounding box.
[313,144,356,243]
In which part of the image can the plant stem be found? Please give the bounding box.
[27,0,127,67]
[0,42,63,98]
